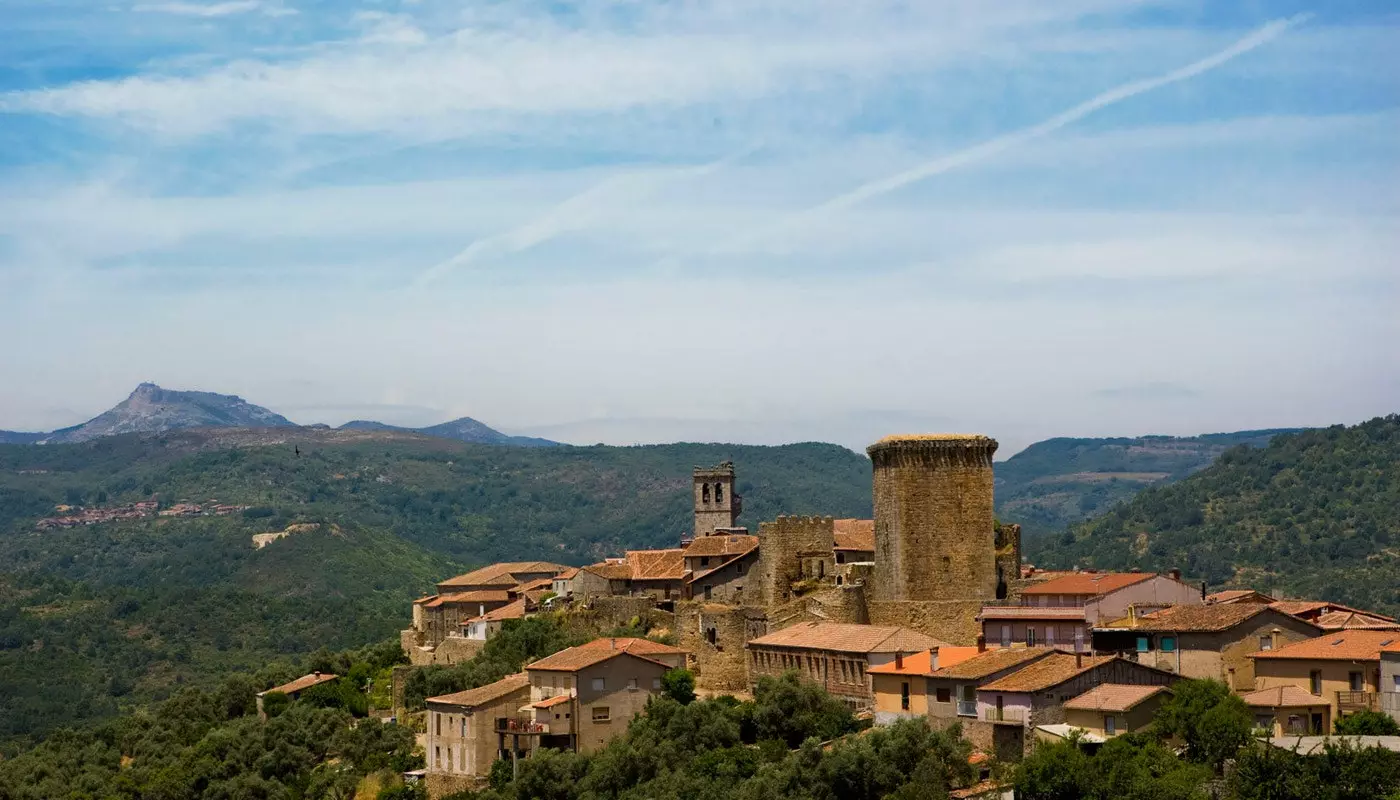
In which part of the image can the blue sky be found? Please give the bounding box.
[0,0,1396,454]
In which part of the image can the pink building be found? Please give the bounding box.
[980,571,1201,652]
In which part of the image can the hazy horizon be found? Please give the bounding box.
[2,1,1396,456]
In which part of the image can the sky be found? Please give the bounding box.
[0,1,1396,456]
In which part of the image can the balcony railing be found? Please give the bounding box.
[1336,691,1378,711]
[981,707,1026,724]
[957,701,977,717]
[496,718,549,734]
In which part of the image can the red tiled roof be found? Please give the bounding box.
[1239,685,1328,708]
[1019,572,1156,596]
[979,606,1087,621]
[1269,600,1393,621]
[832,519,875,551]
[423,590,513,608]
[577,637,686,657]
[979,653,1117,693]
[686,546,758,584]
[556,567,580,580]
[1251,630,1400,662]
[1207,589,1275,604]
[1113,603,1299,633]
[532,694,572,709]
[427,673,530,708]
[515,577,554,593]
[582,562,632,581]
[684,534,759,558]
[1064,684,1169,712]
[747,622,945,655]
[467,598,527,623]
[262,672,339,696]
[626,549,687,581]
[439,561,569,589]
[527,640,677,673]
[868,647,982,676]
[929,648,1054,680]
[1314,611,1400,631]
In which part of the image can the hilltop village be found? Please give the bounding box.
[398,434,1400,797]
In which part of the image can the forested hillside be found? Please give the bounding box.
[994,429,1297,536]
[0,430,871,748]
[1034,415,1400,616]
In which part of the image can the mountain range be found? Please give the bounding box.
[0,383,558,447]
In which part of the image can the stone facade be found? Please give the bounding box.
[694,463,741,538]
[993,523,1022,601]
[868,436,999,603]
[676,601,766,691]
[755,515,840,607]
[870,600,986,646]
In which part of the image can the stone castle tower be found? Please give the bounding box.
[867,434,999,603]
[694,462,742,538]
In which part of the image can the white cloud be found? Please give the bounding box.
[132,1,289,17]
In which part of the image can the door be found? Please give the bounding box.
[1311,713,1324,734]
[995,695,1004,722]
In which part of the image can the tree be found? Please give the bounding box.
[747,672,860,748]
[260,691,291,719]
[1015,736,1095,800]
[1334,710,1400,736]
[1152,679,1252,769]
[662,668,697,705]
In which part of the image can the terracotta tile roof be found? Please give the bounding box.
[868,647,983,676]
[423,590,513,608]
[515,577,554,593]
[527,639,678,673]
[979,606,1087,621]
[467,598,527,623]
[1114,602,1286,633]
[747,622,946,655]
[532,694,572,709]
[1240,685,1328,708]
[626,549,687,581]
[1251,630,1400,662]
[929,648,1055,680]
[262,672,338,696]
[427,673,530,708]
[1019,572,1156,596]
[1269,600,1393,621]
[685,534,759,558]
[1207,589,1275,604]
[439,561,569,589]
[582,562,632,581]
[556,567,580,580]
[1064,683,1169,712]
[686,547,758,584]
[832,519,875,551]
[577,637,687,657]
[979,653,1117,693]
[1314,611,1400,631]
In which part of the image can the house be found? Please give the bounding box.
[916,648,1057,726]
[1312,610,1400,632]
[745,622,945,710]
[506,639,683,755]
[414,590,516,647]
[1383,649,1400,723]
[424,672,531,793]
[463,598,529,641]
[684,534,759,604]
[1270,600,1398,628]
[981,571,1200,652]
[1238,685,1332,736]
[436,561,569,595]
[572,561,632,598]
[623,549,688,601]
[1092,603,1323,690]
[869,645,986,725]
[976,653,1178,732]
[1050,684,1172,741]
[551,567,580,599]
[255,672,338,719]
[1250,629,1400,723]
[832,519,875,584]
[1207,589,1275,605]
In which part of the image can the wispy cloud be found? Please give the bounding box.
[132,1,290,17]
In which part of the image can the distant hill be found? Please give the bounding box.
[993,429,1300,536]
[1032,416,1400,616]
[0,383,558,448]
[0,429,869,745]
[340,417,557,447]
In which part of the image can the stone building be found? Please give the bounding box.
[1049,684,1173,742]
[424,673,531,795]
[693,462,741,538]
[1239,685,1332,736]
[256,672,338,720]
[981,571,1202,652]
[1093,603,1322,690]
[1250,629,1399,724]
[684,533,759,604]
[976,653,1179,740]
[745,622,944,710]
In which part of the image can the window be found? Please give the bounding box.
[1258,635,1273,651]
[592,706,611,722]
[1310,670,1323,695]
[702,484,710,502]
[937,687,951,703]
[901,682,911,711]
[704,585,713,601]
[1136,636,1151,653]
[942,556,951,573]
[1256,714,1275,732]
[1026,628,1037,647]
[592,677,606,691]
[434,746,441,767]
[1394,675,1400,691]
[715,484,723,502]
[737,562,744,574]
[836,552,845,564]
[1349,672,1364,691]
[1104,715,1116,735]
[652,677,662,690]
[1001,626,1011,648]
[700,556,710,567]
[1046,627,1056,648]
[627,678,638,690]
[1161,636,1177,653]
[435,713,442,736]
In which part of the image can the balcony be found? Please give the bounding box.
[981,707,1026,725]
[1336,691,1378,712]
[957,701,978,718]
[495,718,549,735]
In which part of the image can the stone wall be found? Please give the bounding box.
[402,633,487,667]
[426,772,480,799]
[569,596,672,634]
[994,523,1022,601]
[676,601,766,691]
[868,600,985,645]
[694,463,740,538]
[767,585,869,630]
[868,436,998,603]
[755,515,837,607]
[928,717,1025,762]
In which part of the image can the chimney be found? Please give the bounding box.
[610,638,617,650]
[1128,605,1136,626]
[1168,568,1181,581]
[1076,652,1084,669]
[313,671,320,677]
[1201,581,1208,601]
[929,647,939,672]
[895,651,904,670]
[976,634,986,653]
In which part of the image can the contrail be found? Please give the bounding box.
[413,146,757,287]
[722,14,1309,250]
